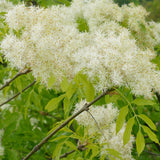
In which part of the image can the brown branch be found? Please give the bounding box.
[0,69,31,91]
[59,150,75,159]
[22,88,114,160]
[47,150,75,160]
[0,80,36,107]
[59,141,88,159]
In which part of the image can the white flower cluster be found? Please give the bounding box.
[1,0,160,98]
[0,0,13,12]
[0,0,13,28]
[74,100,134,160]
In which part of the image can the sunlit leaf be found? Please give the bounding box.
[116,105,128,134]
[45,94,65,112]
[60,76,69,92]
[77,74,95,102]
[48,75,56,88]
[142,125,159,144]
[132,98,155,106]
[52,142,63,160]
[123,117,135,145]
[63,97,70,118]
[106,149,123,160]
[136,128,145,156]
[138,114,157,131]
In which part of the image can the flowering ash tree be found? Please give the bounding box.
[0,0,160,159]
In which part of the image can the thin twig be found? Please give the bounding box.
[144,150,160,156]
[22,88,114,160]
[0,69,31,91]
[50,139,88,159]
[0,80,36,107]
[87,110,106,140]
[60,150,75,159]
[48,150,75,160]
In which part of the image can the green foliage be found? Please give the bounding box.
[75,74,95,102]
[151,55,160,70]
[132,98,155,106]
[0,64,160,159]
[47,75,56,88]
[76,17,89,33]
[45,94,66,112]
[106,149,123,160]
[114,0,140,6]
[142,125,159,144]
[141,0,160,22]
[123,117,135,145]
[116,105,128,134]
[138,114,157,131]
[9,0,71,7]
[114,88,160,156]
[136,128,145,156]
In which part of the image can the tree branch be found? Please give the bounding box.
[22,88,114,160]
[0,80,36,107]
[49,139,88,159]
[0,69,31,91]
[87,110,106,140]
[59,150,75,159]
[144,150,160,156]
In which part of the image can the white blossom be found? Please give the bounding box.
[0,0,13,12]
[1,0,160,98]
[74,100,134,160]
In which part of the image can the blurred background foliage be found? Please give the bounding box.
[114,0,160,22]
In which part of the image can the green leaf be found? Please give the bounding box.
[142,125,159,144]
[138,114,157,131]
[136,128,145,156]
[52,142,63,160]
[105,94,121,105]
[0,56,3,63]
[60,76,69,92]
[100,154,106,160]
[76,158,83,160]
[108,156,116,160]
[76,16,89,32]
[50,135,69,142]
[106,149,123,160]
[65,141,77,150]
[132,98,155,106]
[123,117,135,145]
[30,91,41,109]
[87,144,99,159]
[66,83,76,99]
[63,97,70,118]
[116,105,128,134]
[53,0,71,6]
[77,74,95,102]
[48,75,56,88]
[45,94,65,112]
[15,78,23,92]
[6,150,18,160]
